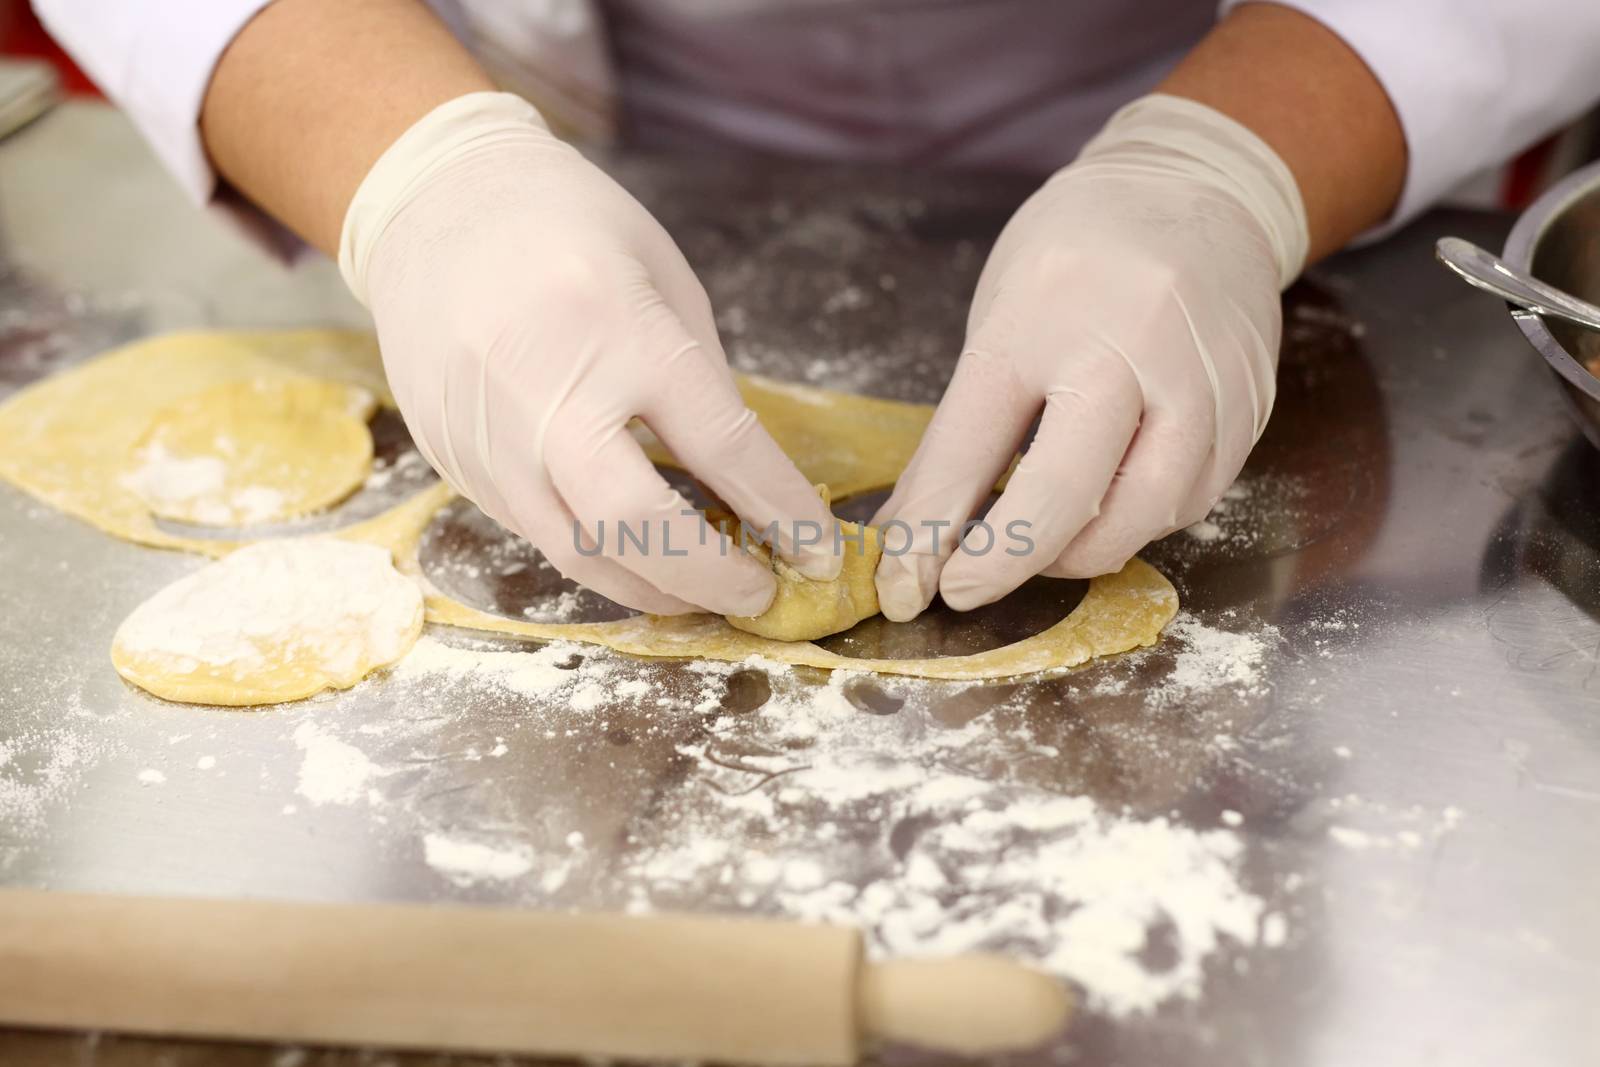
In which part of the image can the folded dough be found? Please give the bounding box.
[724,487,883,642]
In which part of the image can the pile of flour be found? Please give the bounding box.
[291,721,386,807]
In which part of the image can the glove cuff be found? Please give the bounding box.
[338,91,549,307]
[1079,93,1310,289]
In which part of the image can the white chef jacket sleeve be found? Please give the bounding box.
[1221,0,1600,226]
[32,0,273,205]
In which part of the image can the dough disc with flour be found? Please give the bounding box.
[125,378,377,527]
[111,540,423,705]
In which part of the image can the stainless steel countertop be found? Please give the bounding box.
[1,103,1598,1067]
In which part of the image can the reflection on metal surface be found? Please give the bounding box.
[817,577,1087,660]
[717,667,773,714]
[0,268,184,398]
[418,496,637,624]
[829,487,889,525]
[1143,280,1389,616]
[416,466,718,624]
[1483,438,1600,626]
[842,675,904,715]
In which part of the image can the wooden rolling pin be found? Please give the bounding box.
[0,890,1071,1063]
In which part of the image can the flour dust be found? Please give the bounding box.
[269,609,1303,1019]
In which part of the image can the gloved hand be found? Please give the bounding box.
[873,94,1309,620]
[340,92,839,617]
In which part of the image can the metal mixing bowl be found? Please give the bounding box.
[1504,161,1600,450]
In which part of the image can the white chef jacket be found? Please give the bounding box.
[31,0,1600,232]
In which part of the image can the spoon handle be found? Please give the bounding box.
[1435,236,1600,333]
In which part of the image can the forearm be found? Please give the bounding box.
[199,0,494,256]
[1158,1,1406,263]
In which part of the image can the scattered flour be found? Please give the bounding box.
[1324,795,1463,852]
[0,719,103,834]
[1260,913,1289,948]
[136,768,165,786]
[1174,475,1311,553]
[1157,615,1275,698]
[523,589,582,623]
[611,666,1272,1017]
[367,613,1304,1017]
[1328,826,1374,850]
[3,589,1300,1020]
[422,833,535,887]
[291,721,383,806]
[392,635,587,701]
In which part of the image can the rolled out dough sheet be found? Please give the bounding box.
[0,330,1178,686]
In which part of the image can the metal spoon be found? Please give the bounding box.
[1435,236,1600,333]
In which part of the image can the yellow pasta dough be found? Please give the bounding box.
[111,539,423,706]
[718,485,884,642]
[726,523,883,643]
[0,329,1179,695]
[0,330,391,557]
[126,378,377,527]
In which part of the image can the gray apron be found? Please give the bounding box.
[446,0,1218,173]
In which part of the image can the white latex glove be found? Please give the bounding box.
[340,92,839,617]
[873,94,1309,620]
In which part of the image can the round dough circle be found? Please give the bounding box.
[111,539,423,706]
[126,378,376,527]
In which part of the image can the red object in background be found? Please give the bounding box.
[0,1,99,97]
[1503,137,1557,212]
